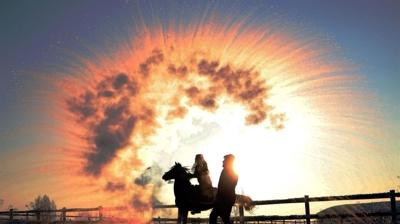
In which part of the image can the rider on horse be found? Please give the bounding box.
[190,154,214,203]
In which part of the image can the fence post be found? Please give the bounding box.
[36,210,41,221]
[239,204,244,224]
[339,216,344,224]
[61,207,66,223]
[9,209,13,221]
[304,195,311,224]
[98,206,103,221]
[390,190,397,224]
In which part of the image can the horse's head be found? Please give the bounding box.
[162,162,189,181]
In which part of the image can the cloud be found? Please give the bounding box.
[131,197,151,211]
[97,73,138,98]
[196,58,286,127]
[113,73,129,89]
[85,98,137,175]
[178,58,281,126]
[67,91,97,121]
[139,49,164,76]
[166,106,188,120]
[167,64,188,76]
[132,165,164,208]
[131,193,161,210]
[134,166,163,187]
[104,181,126,192]
[199,94,217,110]
[67,73,140,176]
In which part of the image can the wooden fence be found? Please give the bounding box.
[0,206,103,223]
[153,190,400,224]
[1,190,398,223]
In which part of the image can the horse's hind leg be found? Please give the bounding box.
[177,208,188,224]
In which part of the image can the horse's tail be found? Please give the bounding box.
[236,194,255,211]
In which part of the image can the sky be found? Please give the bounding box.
[0,0,399,220]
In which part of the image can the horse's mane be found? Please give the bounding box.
[171,162,190,173]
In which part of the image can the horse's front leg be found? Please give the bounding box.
[181,208,188,224]
[177,207,182,224]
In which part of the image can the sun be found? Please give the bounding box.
[183,86,317,200]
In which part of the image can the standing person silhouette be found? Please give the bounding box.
[209,154,238,224]
[190,154,214,202]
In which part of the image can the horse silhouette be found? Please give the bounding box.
[162,162,253,224]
